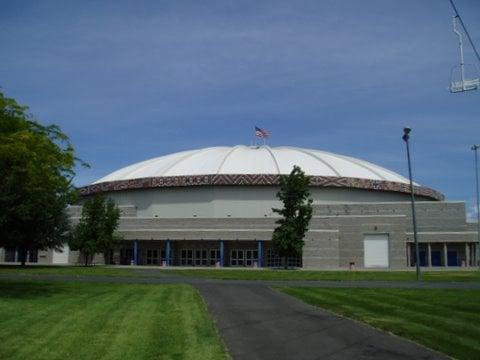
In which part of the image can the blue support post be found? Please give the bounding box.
[165,240,171,266]
[133,240,139,265]
[257,240,263,268]
[219,240,224,267]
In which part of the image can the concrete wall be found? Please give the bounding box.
[5,197,473,269]
[104,186,423,218]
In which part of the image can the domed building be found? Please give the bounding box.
[2,145,476,268]
[84,145,443,218]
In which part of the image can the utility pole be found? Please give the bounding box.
[403,127,421,280]
[472,145,480,266]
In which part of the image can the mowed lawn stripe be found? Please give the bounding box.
[293,288,480,350]
[280,287,480,360]
[331,289,480,335]
[1,265,480,282]
[0,281,227,360]
[358,290,480,328]
[0,282,121,355]
[322,289,480,352]
[31,289,126,359]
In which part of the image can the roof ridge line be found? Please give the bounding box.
[281,146,341,177]
[159,147,218,176]
[262,145,281,174]
[216,145,244,175]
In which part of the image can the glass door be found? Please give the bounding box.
[146,249,159,265]
[210,249,220,266]
[245,250,258,266]
[181,249,193,266]
[194,249,208,266]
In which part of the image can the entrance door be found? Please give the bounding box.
[364,234,389,268]
[230,249,257,267]
[209,249,220,266]
[245,250,258,266]
[419,250,427,267]
[4,248,16,262]
[120,248,134,265]
[146,249,159,265]
[231,250,244,266]
[194,249,208,266]
[447,250,458,266]
[180,249,193,266]
[431,251,442,266]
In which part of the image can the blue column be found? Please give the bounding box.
[133,240,139,265]
[257,240,263,268]
[219,240,224,267]
[165,240,171,266]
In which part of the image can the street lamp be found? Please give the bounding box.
[403,127,421,280]
[472,144,480,266]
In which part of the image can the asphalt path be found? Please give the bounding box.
[1,272,473,359]
[198,283,448,360]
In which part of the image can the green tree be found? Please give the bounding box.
[0,91,85,265]
[70,195,121,266]
[100,198,122,264]
[272,165,313,268]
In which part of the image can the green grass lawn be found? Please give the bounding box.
[0,281,227,360]
[0,264,479,282]
[0,265,148,277]
[279,287,480,360]
[164,268,480,282]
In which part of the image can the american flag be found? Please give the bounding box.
[255,126,270,138]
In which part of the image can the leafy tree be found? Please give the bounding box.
[0,91,86,265]
[272,165,313,268]
[70,195,121,266]
[100,199,122,264]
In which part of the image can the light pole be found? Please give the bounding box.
[403,127,421,280]
[472,144,480,266]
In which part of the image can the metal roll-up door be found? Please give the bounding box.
[364,234,389,268]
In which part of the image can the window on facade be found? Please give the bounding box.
[181,249,194,266]
[209,249,220,265]
[146,249,159,265]
[265,249,301,268]
[120,248,134,265]
[230,249,258,267]
[4,248,16,262]
[28,250,38,263]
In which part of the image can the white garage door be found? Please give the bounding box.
[52,244,70,264]
[364,234,389,268]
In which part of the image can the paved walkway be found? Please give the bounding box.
[198,283,447,360]
[0,273,471,359]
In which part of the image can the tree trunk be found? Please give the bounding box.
[283,256,288,270]
[84,253,89,267]
[104,250,112,265]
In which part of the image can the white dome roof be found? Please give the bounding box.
[94,145,411,185]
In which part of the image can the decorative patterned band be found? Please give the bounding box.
[78,174,444,201]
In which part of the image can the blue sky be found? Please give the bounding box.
[1,0,479,216]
